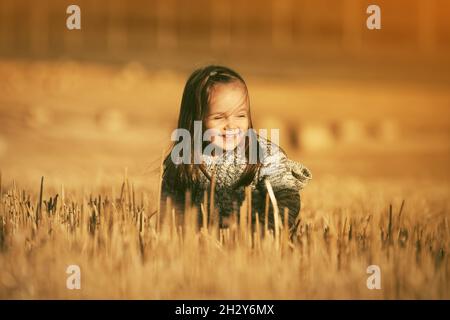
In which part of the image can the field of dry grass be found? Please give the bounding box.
[0,174,448,299]
[0,60,449,299]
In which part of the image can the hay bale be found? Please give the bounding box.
[338,119,367,144]
[255,116,288,146]
[25,105,51,128]
[372,119,399,142]
[113,62,148,92]
[96,109,127,133]
[297,124,335,152]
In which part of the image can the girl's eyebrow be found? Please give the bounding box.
[207,111,226,117]
[208,107,247,118]
[207,96,249,118]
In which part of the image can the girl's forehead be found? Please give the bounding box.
[208,82,248,113]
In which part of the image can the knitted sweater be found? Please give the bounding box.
[161,136,312,234]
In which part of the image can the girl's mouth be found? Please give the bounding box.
[221,130,241,138]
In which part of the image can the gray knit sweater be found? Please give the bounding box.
[161,136,312,233]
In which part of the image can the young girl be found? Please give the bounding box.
[161,65,311,236]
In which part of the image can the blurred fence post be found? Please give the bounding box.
[29,0,49,56]
[228,0,246,50]
[211,0,231,50]
[156,0,178,49]
[63,0,85,55]
[342,0,362,54]
[272,0,294,49]
[107,0,128,55]
[417,0,437,56]
[0,0,14,54]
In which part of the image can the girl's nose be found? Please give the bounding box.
[224,124,238,132]
[224,117,238,130]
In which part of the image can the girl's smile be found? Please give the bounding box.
[221,129,243,141]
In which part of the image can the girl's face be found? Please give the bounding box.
[204,82,250,152]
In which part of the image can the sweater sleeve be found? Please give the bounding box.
[256,149,303,233]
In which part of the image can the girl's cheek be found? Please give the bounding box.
[209,120,223,130]
[238,118,249,130]
[204,120,211,130]
[204,119,217,130]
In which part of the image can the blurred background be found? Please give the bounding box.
[0,0,449,190]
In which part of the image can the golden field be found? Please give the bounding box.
[0,60,449,299]
[0,174,448,299]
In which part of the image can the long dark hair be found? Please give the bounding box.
[163,65,262,195]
